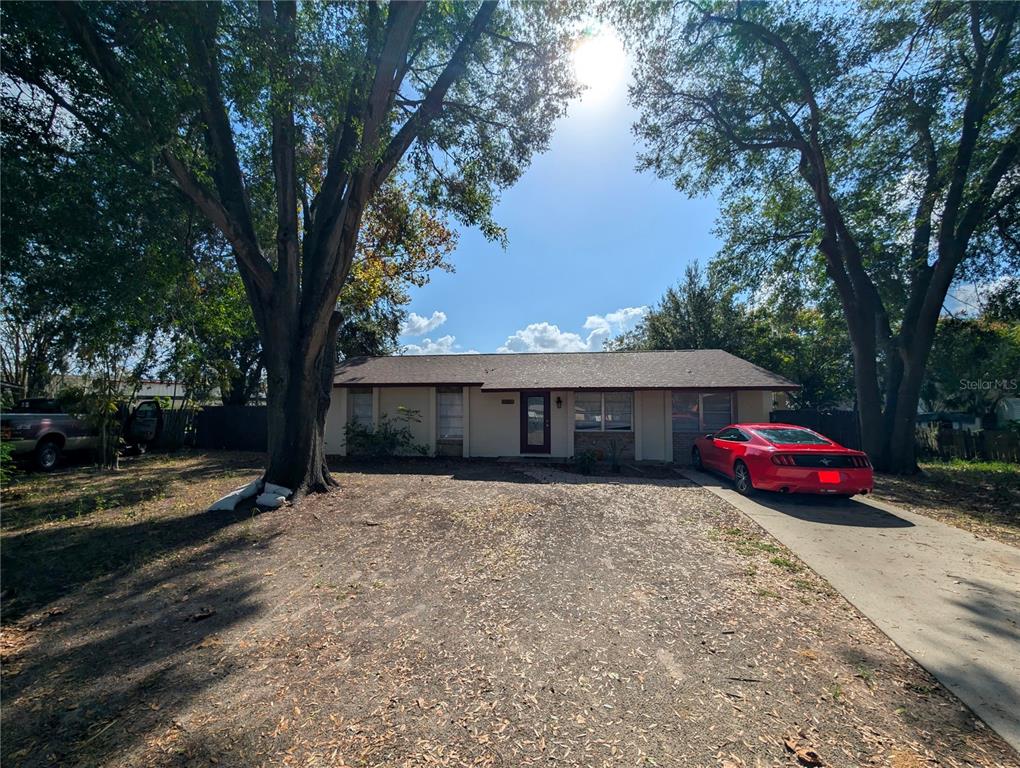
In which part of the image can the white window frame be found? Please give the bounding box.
[573,391,633,432]
[348,389,373,429]
[436,389,464,439]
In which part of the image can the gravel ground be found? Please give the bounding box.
[2,457,1017,767]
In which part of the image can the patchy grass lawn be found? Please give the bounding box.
[873,460,1020,547]
[2,452,1017,767]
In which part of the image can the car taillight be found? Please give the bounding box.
[771,454,796,466]
[850,455,871,468]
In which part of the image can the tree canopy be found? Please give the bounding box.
[620,0,1019,471]
[2,1,580,491]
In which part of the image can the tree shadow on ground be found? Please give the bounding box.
[874,463,1020,539]
[1,527,273,767]
[1,501,268,623]
[1,451,265,532]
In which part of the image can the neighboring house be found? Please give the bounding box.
[44,375,224,407]
[328,349,798,464]
[997,397,1020,428]
[916,411,985,433]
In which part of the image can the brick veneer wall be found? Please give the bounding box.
[574,431,635,462]
[672,431,700,465]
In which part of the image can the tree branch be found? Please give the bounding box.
[259,0,300,315]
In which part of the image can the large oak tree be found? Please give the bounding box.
[2,1,577,493]
[621,1,1019,472]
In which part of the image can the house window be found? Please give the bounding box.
[671,391,734,432]
[671,392,699,432]
[701,392,733,431]
[349,388,373,428]
[437,388,463,439]
[604,392,632,430]
[574,392,633,431]
[574,392,602,430]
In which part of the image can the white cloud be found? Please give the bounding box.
[497,306,648,353]
[401,310,447,337]
[403,335,478,355]
[497,322,590,353]
[582,306,648,340]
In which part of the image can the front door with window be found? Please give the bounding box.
[520,390,551,454]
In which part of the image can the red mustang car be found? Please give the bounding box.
[692,423,873,497]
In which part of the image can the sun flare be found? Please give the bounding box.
[572,29,627,101]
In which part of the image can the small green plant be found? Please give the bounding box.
[344,407,428,458]
[574,449,598,475]
[607,439,622,473]
[769,555,802,573]
[0,441,18,486]
[855,665,876,686]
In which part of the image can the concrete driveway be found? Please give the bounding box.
[684,468,1020,754]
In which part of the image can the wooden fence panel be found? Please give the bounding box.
[770,409,862,450]
[194,406,267,451]
[916,427,1020,462]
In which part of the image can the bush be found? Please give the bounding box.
[574,449,598,475]
[0,441,17,486]
[344,407,428,458]
[607,439,622,473]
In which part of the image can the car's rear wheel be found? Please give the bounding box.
[733,460,753,495]
[35,438,61,472]
[691,447,703,470]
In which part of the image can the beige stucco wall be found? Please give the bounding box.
[327,385,784,461]
[466,387,570,458]
[736,390,772,423]
[638,390,668,461]
[378,386,434,455]
[549,390,570,457]
[324,386,347,455]
[467,387,519,457]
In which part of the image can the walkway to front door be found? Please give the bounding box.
[520,390,550,453]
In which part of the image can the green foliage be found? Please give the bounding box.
[573,449,599,476]
[612,263,854,408]
[618,0,1019,470]
[2,1,582,487]
[983,279,1020,324]
[0,440,18,486]
[607,439,622,473]
[922,316,1020,415]
[344,407,428,459]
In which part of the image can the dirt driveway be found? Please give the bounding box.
[3,457,1017,767]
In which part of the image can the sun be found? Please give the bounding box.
[572,29,627,102]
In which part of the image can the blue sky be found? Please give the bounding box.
[398,33,722,355]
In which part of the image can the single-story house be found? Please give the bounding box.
[327,349,799,464]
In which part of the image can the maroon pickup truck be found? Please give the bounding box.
[1,398,162,470]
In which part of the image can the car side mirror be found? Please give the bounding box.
[705,433,715,440]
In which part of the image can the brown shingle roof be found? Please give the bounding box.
[334,350,799,391]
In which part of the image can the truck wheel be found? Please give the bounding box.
[35,438,62,472]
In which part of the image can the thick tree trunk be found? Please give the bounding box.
[262,311,341,497]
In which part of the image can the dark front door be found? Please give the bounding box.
[520,390,551,454]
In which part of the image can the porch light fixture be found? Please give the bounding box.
[555,396,563,409]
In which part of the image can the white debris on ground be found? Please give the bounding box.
[208,479,264,512]
[208,479,293,511]
[255,488,291,509]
